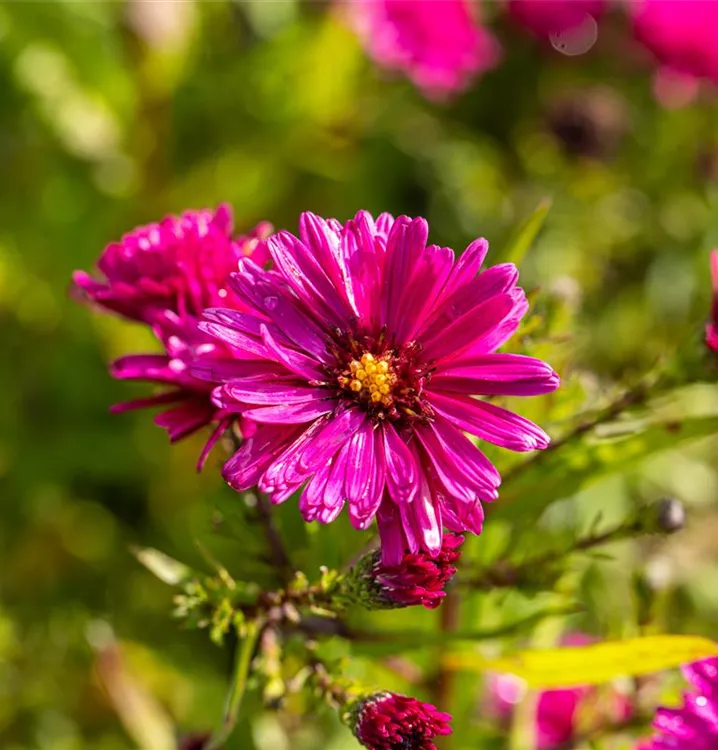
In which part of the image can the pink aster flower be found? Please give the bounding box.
[347,0,500,99]
[196,211,559,563]
[73,205,270,325]
[706,251,718,353]
[348,533,463,610]
[637,657,718,750]
[72,206,272,466]
[347,691,452,750]
[508,0,606,37]
[632,1,718,86]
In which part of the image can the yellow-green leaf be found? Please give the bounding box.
[446,635,718,689]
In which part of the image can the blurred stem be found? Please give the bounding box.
[431,589,460,750]
[460,516,647,590]
[205,618,263,750]
[228,430,294,582]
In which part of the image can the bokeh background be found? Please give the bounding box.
[3,2,718,749]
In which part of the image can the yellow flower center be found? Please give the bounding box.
[338,352,398,408]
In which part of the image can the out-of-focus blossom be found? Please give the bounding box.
[488,634,632,749]
[72,206,271,466]
[637,657,718,750]
[198,211,559,563]
[706,251,718,353]
[508,0,606,37]
[633,1,718,85]
[347,533,463,610]
[347,691,452,750]
[347,0,500,99]
[73,206,270,325]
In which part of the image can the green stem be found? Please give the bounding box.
[205,618,263,750]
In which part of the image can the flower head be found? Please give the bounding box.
[633,1,718,85]
[707,251,718,353]
[198,211,559,562]
[638,657,718,750]
[347,0,500,99]
[72,205,271,466]
[73,205,270,324]
[347,692,452,750]
[346,533,463,610]
[508,0,605,37]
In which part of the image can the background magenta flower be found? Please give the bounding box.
[707,251,718,353]
[509,0,606,37]
[72,206,271,466]
[488,634,632,749]
[348,691,452,750]
[197,210,558,562]
[632,0,718,85]
[347,0,500,99]
[638,657,718,750]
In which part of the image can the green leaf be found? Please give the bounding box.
[492,414,718,523]
[497,198,552,266]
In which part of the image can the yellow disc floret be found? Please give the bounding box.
[338,351,398,408]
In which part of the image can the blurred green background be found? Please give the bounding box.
[3,2,718,749]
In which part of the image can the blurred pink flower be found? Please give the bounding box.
[633,0,718,85]
[508,0,606,37]
[637,657,718,750]
[347,0,500,99]
[488,634,632,749]
[707,251,718,353]
[72,206,271,466]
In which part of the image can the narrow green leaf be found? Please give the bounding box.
[497,198,552,266]
[492,414,718,523]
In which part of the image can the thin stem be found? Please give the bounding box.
[205,618,263,750]
[460,517,645,590]
[501,378,655,486]
[227,430,294,582]
[431,589,460,750]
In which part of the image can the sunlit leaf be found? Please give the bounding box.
[132,546,194,587]
[445,635,718,688]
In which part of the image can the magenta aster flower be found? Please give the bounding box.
[638,657,718,750]
[347,0,500,99]
[508,0,605,37]
[347,692,452,750]
[706,251,718,354]
[73,205,270,324]
[72,206,272,467]
[632,1,718,85]
[196,211,558,563]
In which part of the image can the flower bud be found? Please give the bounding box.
[655,497,686,534]
[345,691,452,750]
[343,535,463,610]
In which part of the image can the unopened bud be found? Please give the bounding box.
[341,535,464,611]
[656,497,685,534]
